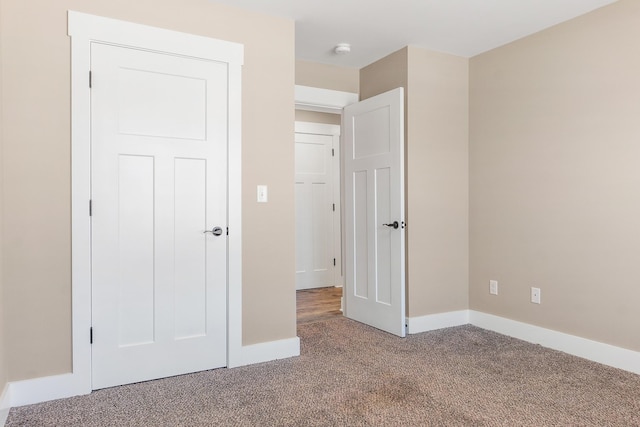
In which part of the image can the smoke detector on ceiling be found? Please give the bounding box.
[334,43,351,55]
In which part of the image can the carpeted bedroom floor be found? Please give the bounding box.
[7,318,640,426]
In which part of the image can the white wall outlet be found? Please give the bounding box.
[531,287,541,304]
[257,185,268,203]
[489,280,498,295]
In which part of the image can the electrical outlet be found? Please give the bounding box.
[531,287,541,304]
[489,280,498,295]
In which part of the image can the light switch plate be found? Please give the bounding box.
[489,280,498,295]
[257,185,268,203]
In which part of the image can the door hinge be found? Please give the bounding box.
[89,70,92,88]
[90,327,93,344]
[89,200,92,216]
[226,227,229,236]
[333,258,336,266]
[332,203,335,212]
[332,148,335,157]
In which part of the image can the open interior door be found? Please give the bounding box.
[343,87,405,337]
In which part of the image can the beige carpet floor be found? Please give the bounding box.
[7,318,640,426]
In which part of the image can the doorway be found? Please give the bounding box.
[69,11,243,392]
[294,122,343,290]
[293,86,406,337]
[296,287,343,325]
[293,86,356,326]
[294,120,343,326]
[295,122,344,325]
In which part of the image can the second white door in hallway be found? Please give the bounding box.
[295,122,342,290]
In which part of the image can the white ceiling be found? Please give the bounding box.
[210,0,618,68]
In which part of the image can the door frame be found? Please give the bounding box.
[294,86,357,292]
[68,11,243,394]
[294,121,343,288]
[295,85,358,114]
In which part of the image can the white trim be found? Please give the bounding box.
[406,310,470,334]
[68,11,243,64]
[294,121,340,136]
[229,337,301,368]
[295,85,357,114]
[7,310,640,408]
[408,309,640,375]
[226,61,244,369]
[67,10,244,401]
[69,10,98,402]
[0,383,10,426]
[469,311,640,375]
[8,373,83,408]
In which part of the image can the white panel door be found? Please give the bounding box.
[91,43,228,389]
[295,131,335,290]
[343,88,405,337]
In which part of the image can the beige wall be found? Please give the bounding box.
[295,59,359,93]
[360,46,469,317]
[294,60,357,125]
[1,0,296,381]
[359,48,408,101]
[469,0,640,351]
[405,46,469,316]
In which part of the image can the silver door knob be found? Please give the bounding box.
[204,226,224,236]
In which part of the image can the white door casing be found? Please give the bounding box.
[68,11,243,397]
[91,43,228,389]
[294,122,342,290]
[343,88,406,337]
[295,85,358,114]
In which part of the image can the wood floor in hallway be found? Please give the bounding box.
[296,286,343,325]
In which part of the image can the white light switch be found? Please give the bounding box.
[257,185,268,203]
[489,280,498,295]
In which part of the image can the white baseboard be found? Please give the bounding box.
[0,408,7,427]
[407,310,470,334]
[9,372,89,408]
[229,336,301,368]
[8,336,300,409]
[0,383,11,426]
[6,312,639,413]
[469,310,640,376]
[407,309,640,375]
